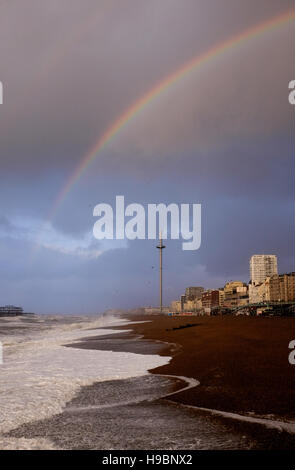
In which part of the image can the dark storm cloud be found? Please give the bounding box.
[0,0,294,173]
[0,0,294,312]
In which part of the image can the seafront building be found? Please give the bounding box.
[168,254,295,316]
[185,286,204,300]
[201,290,220,314]
[170,282,249,314]
[170,300,182,313]
[250,255,278,283]
[248,272,295,304]
[248,282,268,303]
[248,255,278,304]
[218,289,225,306]
[223,281,249,308]
[265,273,295,302]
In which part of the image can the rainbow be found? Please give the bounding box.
[49,7,295,219]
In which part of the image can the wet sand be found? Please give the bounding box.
[64,331,166,355]
[5,314,295,449]
[120,314,295,420]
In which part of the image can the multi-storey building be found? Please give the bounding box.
[265,273,295,302]
[223,281,249,308]
[249,272,295,304]
[185,286,204,300]
[250,255,278,283]
[170,300,182,313]
[249,282,265,303]
[201,290,220,314]
[218,289,225,306]
[180,295,186,312]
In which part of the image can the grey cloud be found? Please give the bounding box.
[0,1,294,312]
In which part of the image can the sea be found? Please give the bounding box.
[0,313,273,450]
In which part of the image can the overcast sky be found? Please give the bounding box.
[0,0,294,313]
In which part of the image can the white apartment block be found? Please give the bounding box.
[250,254,278,284]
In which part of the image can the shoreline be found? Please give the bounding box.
[117,314,295,422]
[50,314,295,448]
[6,374,263,450]
[0,315,171,448]
[63,313,295,443]
[4,314,295,449]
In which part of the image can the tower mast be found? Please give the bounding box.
[157,232,166,313]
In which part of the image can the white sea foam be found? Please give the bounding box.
[174,403,295,434]
[0,315,170,449]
